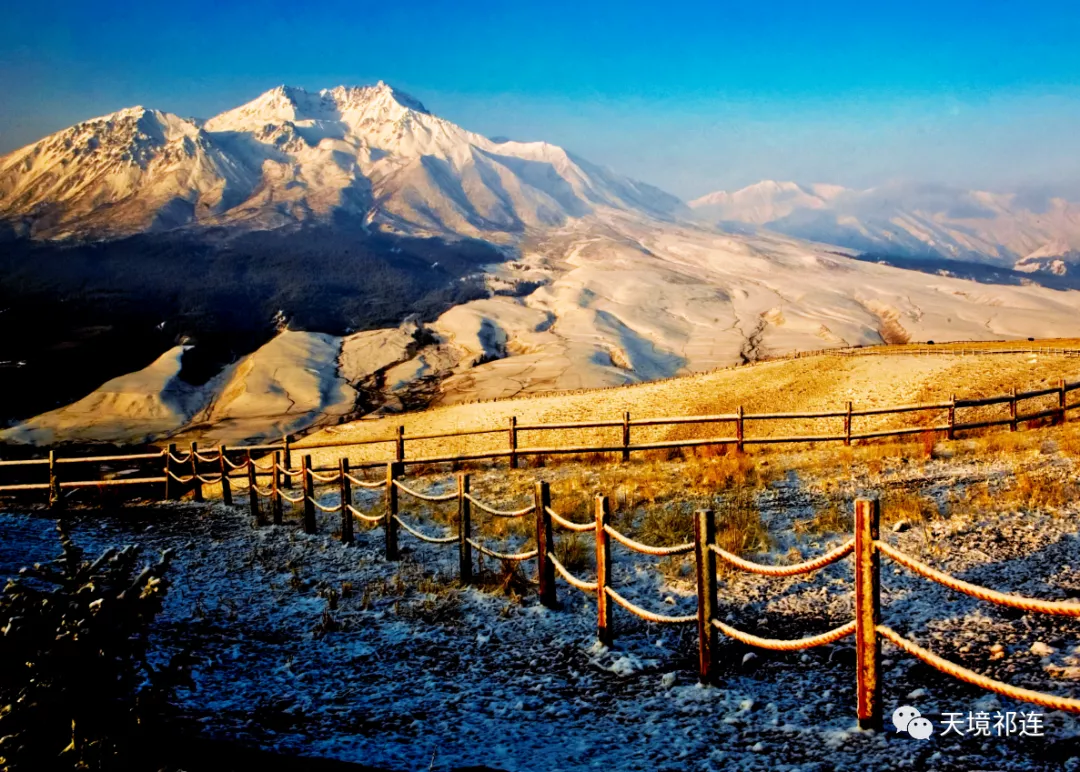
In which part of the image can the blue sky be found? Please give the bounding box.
[3,0,1079,199]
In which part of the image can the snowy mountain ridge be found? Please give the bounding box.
[0,82,686,241]
[690,180,1080,272]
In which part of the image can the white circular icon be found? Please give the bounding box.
[907,716,934,740]
[892,705,921,733]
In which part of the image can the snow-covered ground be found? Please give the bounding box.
[2,456,1078,771]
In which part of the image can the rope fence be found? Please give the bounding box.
[1,363,1077,725]
[547,506,594,532]
[393,515,459,545]
[2,368,1078,503]
[466,538,538,562]
[464,493,534,517]
[710,539,854,577]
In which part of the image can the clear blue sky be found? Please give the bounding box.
[3,0,1080,199]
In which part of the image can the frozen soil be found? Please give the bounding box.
[2,456,1079,772]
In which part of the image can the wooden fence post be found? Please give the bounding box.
[622,411,631,462]
[271,451,283,525]
[535,480,555,608]
[282,436,292,488]
[165,443,177,500]
[736,406,745,454]
[247,458,261,524]
[1010,387,1018,432]
[458,473,472,582]
[844,401,853,447]
[509,416,518,469]
[302,455,316,534]
[855,497,882,731]
[219,445,232,506]
[340,458,353,545]
[386,461,400,560]
[595,494,612,647]
[396,426,405,463]
[694,509,717,683]
[190,442,203,502]
[1059,378,1067,424]
[947,395,956,440]
[48,450,63,510]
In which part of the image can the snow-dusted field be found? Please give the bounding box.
[2,454,1078,771]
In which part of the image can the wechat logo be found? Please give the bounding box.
[893,706,934,740]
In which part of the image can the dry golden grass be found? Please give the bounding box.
[293,344,1080,471]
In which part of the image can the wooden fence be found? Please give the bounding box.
[213,459,1080,726]
[2,375,1079,503]
[1,415,1078,723]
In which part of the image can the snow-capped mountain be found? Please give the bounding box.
[0,82,686,241]
[690,181,1080,272]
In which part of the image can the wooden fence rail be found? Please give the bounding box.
[3,375,1079,501]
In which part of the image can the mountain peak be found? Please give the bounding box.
[204,81,429,133]
[322,81,429,115]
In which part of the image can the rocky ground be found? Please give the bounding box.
[1,446,1078,771]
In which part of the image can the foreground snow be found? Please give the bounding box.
[2,461,1078,771]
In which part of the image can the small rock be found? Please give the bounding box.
[661,672,677,689]
[751,741,765,752]
[891,520,911,533]
[741,652,759,670]
[906,688,926,699]
[1031,641,1056,657]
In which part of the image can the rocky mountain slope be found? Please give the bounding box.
[690,180,1080,273]
[0,83,685,242]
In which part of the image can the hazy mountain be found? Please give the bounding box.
[690,181,1080,274]
[0,82,687,242]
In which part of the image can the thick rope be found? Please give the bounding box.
[710,539,855,577]
[347,504,385,523]
[877,541,1080,617]
[604,525,694,556]
[878,625,1080,713]
[193,450,221,463]
[393,515,458,544]
[712,618,856,650]
[546,506,594,532]
[393,479,458,502]
[465,494,535,517]
[279,491,304,504]
[250,457,276,471]
[168,451,192,464]
[547,553,598,592]
[466,538,538,562]
[346,473,386,489]
[195,474,224,485]
[308,469,341,483]
[222,455,248,470]
[167,470,195,484]
[605,587,696,624]
[253,485,274,497]
[276,465,303,478]
[308,496,343,513]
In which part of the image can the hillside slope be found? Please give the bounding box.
[292,344,1080,467]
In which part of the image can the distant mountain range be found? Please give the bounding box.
[0,82,685,242]
[690,180,1080,274]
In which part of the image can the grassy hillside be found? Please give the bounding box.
[292,342,1080,468]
